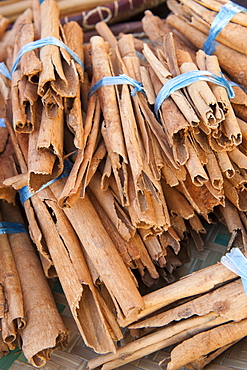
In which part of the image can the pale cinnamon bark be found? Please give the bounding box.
[166,318,247,370]
[143,43,200,127]
[118,250,239,327]
[14,12,42,82]
[205,150,223,189]
[185,138,209,186]
[90,35,128,206]
[216,150,235,178]
[51,178,145,321]
[178,0,247,27]
[10,8,41,133]
[166,13,247,88]
[0,134,17,204]
[129,279,246,330]
[179,60,223,129]
[38,0,79,115]
[28,102,64,192]
[59,94,102,207]
[142,10,197,60]
[219,198,247,248]
[0,207,25,344]
[63,21,84,149]
[162,179,195,219]
[88,313,229,370]
[0,200,68,367]
[20,180,123,353]
[89,171,135,241]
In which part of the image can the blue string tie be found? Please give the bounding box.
[154,70,235,117]
[221,248,247,295]
[88,74,145,98]
[203,1,247,55]
[19,160,72,204]
[1,36,84,81]
[0,118,5,127]
[0,221,28,234]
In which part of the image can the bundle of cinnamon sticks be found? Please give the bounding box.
[1,0,247,368]
[166,0,247,89]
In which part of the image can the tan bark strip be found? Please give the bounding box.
[25,182,122,353]
[223,177,247,212]
[142,10,197,59]
[205,150,223,189]
[1,200,68,367]
[177,0,247,26]
[0,206,25,342]
[140,66,156,105]
[59,94,101,207]
[229,147,247,170]
[0,15,9,40]
[118,249,239,327]
[0,135,17,204]
[89,171,135,241]
[184,342,238,370]
[0,335,9,356]
[28,102,64,193]
[129,279,246,329]
[38,0,78,114]
[88,313,227,370]
[63,21,84,150]
[185,138,209,186]
[90,35,128,206]
[4,107,57,278]
[149,67,189,166]
[143,43,199,127]
[51,178,145,321]
[166,318,247,370]
[219,198,247,248]
[179,58,221,128]
[13,11,42,82]
[0,8,33,63]
[196,50,230,115]
[162,179,195,219]
[216,150,235,178]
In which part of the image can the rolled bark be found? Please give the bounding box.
[0,200,68,367]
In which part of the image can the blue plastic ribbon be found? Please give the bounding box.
[0,221,27,234]
[221,248,247,295]
[0,36,84,80]
[203,1,247,55]
[12,36,84,74]
[0,118,5,127]
[19,160,72,204]
[0,62,12,80]
[88,74,145,97]
[154,70,235,117]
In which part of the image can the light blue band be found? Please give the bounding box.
[19,160,72,204]
[203,1,247,55]
[0,118,5,127]
[1,36,84,80]
[12,36,84,74]
[88,74,144,97]
[0,62,12,80]
[0,221,27,234]
[221,248,247,295]
[154,70,235,117]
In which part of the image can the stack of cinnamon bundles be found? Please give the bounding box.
[0,0,247,369]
